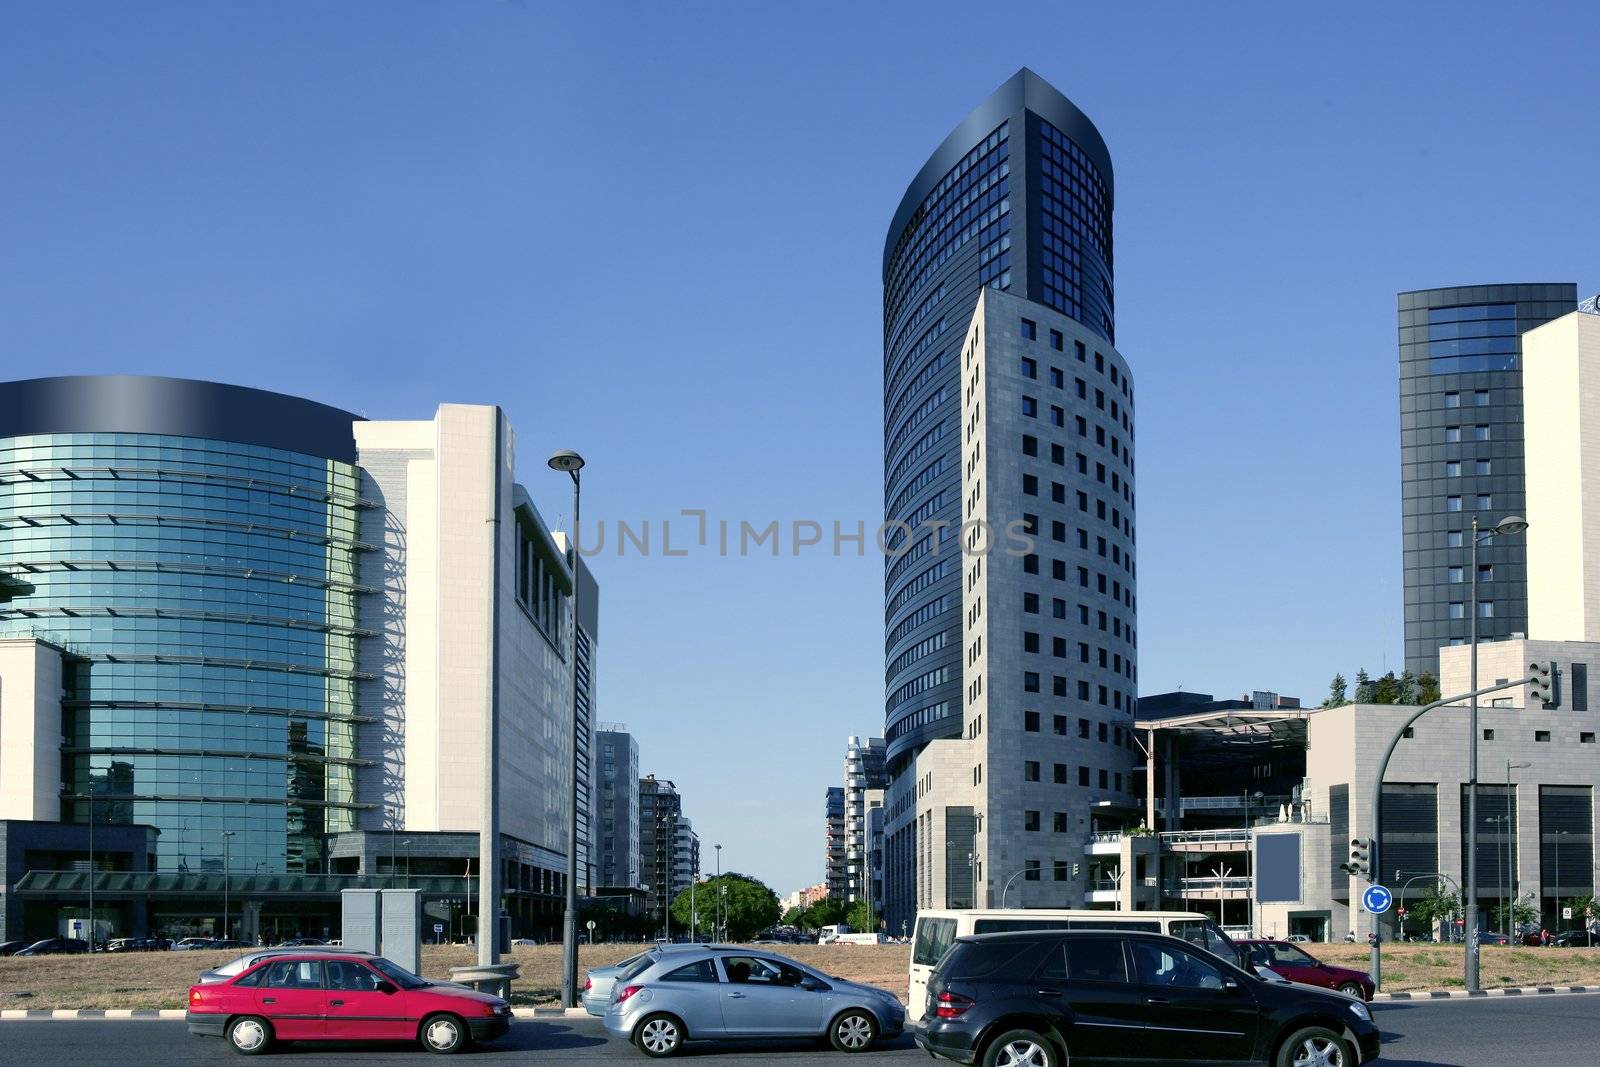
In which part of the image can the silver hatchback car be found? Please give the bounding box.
[603,947,905,1058]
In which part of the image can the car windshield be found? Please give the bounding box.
[368,956,430,989]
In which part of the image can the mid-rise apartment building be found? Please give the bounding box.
[843,736,887,906]
[825,786,847,899]
[592,725,641,891]
[638,775,681,925]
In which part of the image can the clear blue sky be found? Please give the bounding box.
[2,2,1595,896]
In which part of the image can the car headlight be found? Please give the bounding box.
[1348,1001,1371,1023]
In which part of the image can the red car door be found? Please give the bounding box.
[254,958,327,1039]
[323,959,413,1040]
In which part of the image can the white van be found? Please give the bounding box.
[817,923,852,944]
[906,909,1239,1024]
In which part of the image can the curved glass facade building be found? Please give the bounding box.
[0,376,367,875]
[880,71,1137,927]
[883,70,1118,770]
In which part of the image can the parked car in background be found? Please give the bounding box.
[274,937,326,947]
[0,940,31,956]
[172,937,217,951]
[186,951,511,1055]
[602,945,904,1057]
[1551,930,1593,947]
[13,937,90,956]
[916,930,1380,1067]
[107,937,173,952]
[1478,932,1511,946]
[1286,934,1313,943]
[199,946,367,984]
[1238,938,1375,1000]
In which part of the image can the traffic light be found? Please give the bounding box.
[1341,838,1371,879]
[1528,661,1555,707]
[1071,863,1081,878]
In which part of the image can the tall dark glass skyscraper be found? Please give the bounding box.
[881,71,1136,930]
[1399,283,1576,677]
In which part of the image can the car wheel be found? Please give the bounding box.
[634,1013,685,1058]
[1336,981,1365,999]
[982,1028,1060,1067]
[419,1013,469,1054]
[226,1015,274,1056]
[1277,1025,1351,1067]
[829,1008,878,1053]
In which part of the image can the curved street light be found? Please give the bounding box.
[550,449,586,1009]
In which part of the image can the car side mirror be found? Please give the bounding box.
[1222,977,1241,993]
[800,977,828,991]
[375,980,398,995]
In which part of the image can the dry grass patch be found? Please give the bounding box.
[4,940,1599,1009]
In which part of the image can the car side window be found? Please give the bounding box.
[233,966,265,987]
[261,960,324,989]
[720,956,784,984]
[1246,945,1272,968]
[661,960,719,983]
[1065,938,1128,983]
[326,961,383,991]
[1132,942,1224,990]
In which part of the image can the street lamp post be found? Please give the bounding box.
[1465,515,1528,991]
[222,831,236,941]
[86,783,95,951]
[549,449,585,1008]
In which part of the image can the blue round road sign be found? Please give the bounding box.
[1363,885,1393,914]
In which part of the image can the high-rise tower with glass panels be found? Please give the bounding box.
[1399,284,1577,678]
[881,70,1137,932]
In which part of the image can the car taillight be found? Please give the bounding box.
[615,984,642,1004]
[935,991,974,1019]
[584,976,592,991]
[189,988,203,1004]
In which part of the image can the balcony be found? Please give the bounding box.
[1084,831,1125,856]
[1175,876,1252,899]
[1159,828,1252,852]
[1087,879,1121,904]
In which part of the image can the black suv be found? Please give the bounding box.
[916,930,1380,1067]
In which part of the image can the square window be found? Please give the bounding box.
[1023,474,1038,495]
[1024,593,1040,614]
[1024,672,1040,692]
[1474,390,1489,407]
[1078,766,1090,786]
[1022,396,1037,418]
[1025,710,1040,732]
[1075,340,1086,362]
[1053,812,1068,832]
[1022,434,1038,456]
[1052,598,1066,619]
[1021,356,1038,378]
[1444,392,1461,408]
[1474,425,1490,441]
[1024,554,1039,574]
[1025,810,1040,831]
[1535,730,1551,743]
[1476,494,1492,510]
[1448,566,1464,583]
[1051,443,1065,465]
[1479,601,1494,618]
[1483,728,1494,740]
[1051,406,1065,427]
[1053,714,1067,735]
[1581,733,1595,744]
[1050,329,1063,350]
[1449,602,1465,619]
[1021,318,1037,340]
[1024,860,1041,881]
[1053,676,1067,697]
[1445,461,1461,477]
[1447,531,1464,548]
[1050,367,1064,388]
[1024,632,1040,653]
[1078,718,1090,739]
[1024,760,1040,782]
[1476,460,1491,475]
[1053,763,1067,784]
[1098,769,1108,788]
[1446,496,1463,512]
[1479,564,1493,581]
[1446,426,1461,443]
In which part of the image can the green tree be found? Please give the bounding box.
[1373,671,1400,705]
[1409,883,1460,931]
[797,898,847,930]
[781,906,805,926]
[1396,670,1418,705]
[1492,893,1539,934]
[844,900,878,934]
[1322,673,1349,709]
[1417,672,1441,704]
[668,874,781,942]
[1353,669,1375,704]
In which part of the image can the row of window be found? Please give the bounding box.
[1022,710,1137,746]
[1023,670,1135,709]
[1021,760,1128,793]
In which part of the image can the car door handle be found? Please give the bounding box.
[1144,996,1169,1005]
[727,992,746,999]
[1036,989,1064,997]
[261,997,276,1004]
[329,999,344,1007]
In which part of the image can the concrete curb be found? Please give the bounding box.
[1375,984,1598,1001]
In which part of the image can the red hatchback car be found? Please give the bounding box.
[186,951,512,1055]
[1238,939,1375,1001]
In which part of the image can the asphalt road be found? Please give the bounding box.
[2,995,1598,1065]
